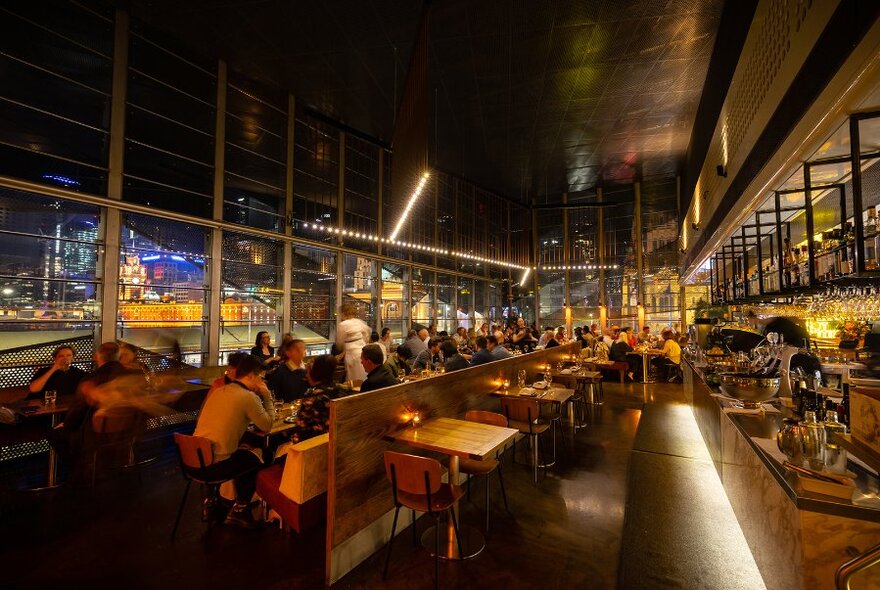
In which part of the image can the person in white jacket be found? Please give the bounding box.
[336,302,372,382]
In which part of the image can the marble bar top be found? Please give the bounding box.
[686,358,880,524]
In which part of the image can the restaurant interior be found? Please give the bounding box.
[2,1,880,588]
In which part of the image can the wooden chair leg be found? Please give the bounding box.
[383,506,401,580]
[171,480,191,540]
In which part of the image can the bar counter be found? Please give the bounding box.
[682,359,880,590]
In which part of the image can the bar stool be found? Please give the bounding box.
[501,397,551,484]
[458,410,510,531]
[382,451,464,590]
[582,371,604,405]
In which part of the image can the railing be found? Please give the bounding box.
[836,542,880,589]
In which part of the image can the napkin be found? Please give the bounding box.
[560,369,572,375]
[722,402,781,415]
[518,387,538,396]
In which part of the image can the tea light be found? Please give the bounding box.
[501,379,510,392]
[411,411,421,428]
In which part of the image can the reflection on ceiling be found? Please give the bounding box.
[127,0,725,202]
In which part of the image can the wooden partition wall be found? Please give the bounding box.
[325,342,580,584]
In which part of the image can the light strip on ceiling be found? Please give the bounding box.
[389,171,430,241]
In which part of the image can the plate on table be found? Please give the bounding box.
[283,415,298,424]
[532,381,547,389]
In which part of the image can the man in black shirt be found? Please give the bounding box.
[441,340,470,372]
[28,345,87,400]
[359,344,399,392]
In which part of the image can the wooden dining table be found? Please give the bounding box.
[386,416,518,560]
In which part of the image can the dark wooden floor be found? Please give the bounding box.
[0,381,765,589]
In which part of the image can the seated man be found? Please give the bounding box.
[359,344,399,392]
[287,355,344,444]
[441,340,470,372]
[267,339,309,402]
[384,345,412,378]
[194,354,275,529]
[208,351,248,398]
[48,342,126,476]
[470,336,494,365]
[651,329,682,381]
[413,337,442,371]
[487,335,512,359]
[28,345,87,401]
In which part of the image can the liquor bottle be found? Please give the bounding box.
[823,410,847,474]
[792,256,800,287]
[845,222,856,273]
[792,377,807,417]
[839,238,850,275]
[783,238,794,288]
[801,410,825,471]
[839,383,850,429]
[800,245,810,284]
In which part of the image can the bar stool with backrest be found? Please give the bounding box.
[171,433,231,539]
[457,410,510,531]
[500,397,551,484]
[382,451,464,590]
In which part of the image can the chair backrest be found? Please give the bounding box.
[465,410,508,428]
[500,397,537,424]
[91,405,140,435]
[173,432,214,470]
[384,450,442,496]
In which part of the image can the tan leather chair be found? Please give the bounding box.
[459,410,510,531]
[382,451,464,589]
[501,397,550,484]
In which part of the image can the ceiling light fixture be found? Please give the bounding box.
[389,171,431,241]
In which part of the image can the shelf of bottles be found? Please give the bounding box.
[710,111,880,306]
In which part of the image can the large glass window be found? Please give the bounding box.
[125,24,216,217]
[223,79,287,232]
[293,117,338,240]
[220,232,283,357]
[436,274,456,334]
[290,245,336,355]
[380,262,408,338]
[411,268,434,332]
[342,254,376,330]
[118,214,209,366]
[0,3,112,195]
[0,188,101,387]
[343,135,379,251]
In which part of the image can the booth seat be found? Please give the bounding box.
[257,433,329,533]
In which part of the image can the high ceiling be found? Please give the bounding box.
[128,0,725,202]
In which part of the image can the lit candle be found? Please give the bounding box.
[412,411,421,427]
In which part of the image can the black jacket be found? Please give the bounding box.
[267,364,308,402]
[360,364,400,392]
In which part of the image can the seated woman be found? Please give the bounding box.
[287,355,344,444]
[651,329,682,381]
[251,331,280,367]
[610,331,641,382]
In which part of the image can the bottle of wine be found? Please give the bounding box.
[783,238,793,288]
[839,383,850,429]
[800,245,810,284]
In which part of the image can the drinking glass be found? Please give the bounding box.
[545,373,553,388]
[44,389,57,406]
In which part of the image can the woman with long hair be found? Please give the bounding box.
[251,331,280,366]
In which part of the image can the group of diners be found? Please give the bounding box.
[26,341,150,482]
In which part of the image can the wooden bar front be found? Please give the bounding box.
[325,342,579,585]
